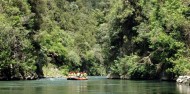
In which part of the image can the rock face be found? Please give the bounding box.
[107,73,120,79]
[107,73,130,79]
[177,76,190,86]
[0,71,38,81]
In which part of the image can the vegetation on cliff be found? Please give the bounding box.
[108,0,190,80]
[0,0,189,80]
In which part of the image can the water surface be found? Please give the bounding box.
[0,76,189,94]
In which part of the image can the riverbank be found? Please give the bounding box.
[0,72,38,81]
[107,73,183,81]
[0,63,66,81]
[42,63,65,78]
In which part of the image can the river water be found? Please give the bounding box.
[0,76,189,94]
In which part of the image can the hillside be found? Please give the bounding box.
[0,0,189,80]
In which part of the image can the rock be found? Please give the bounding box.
[11,73,23,80]
[107,73,120,79]
[120,74,130,79]
[176,76,190,86]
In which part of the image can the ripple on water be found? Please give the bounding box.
[0,77,188,94]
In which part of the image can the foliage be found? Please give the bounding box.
[0,0,190,80]
[0,0,37,80]
[107,0,190,80]
[111,55,157,79]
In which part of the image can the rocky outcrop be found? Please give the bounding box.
[0,72,38,80]
[0,66,39,81]
[107,73,120,79]
[120,74,130,79]
[107,73,130,79]
[177,76,190,86]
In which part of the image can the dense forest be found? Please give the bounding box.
[0,0,190,80]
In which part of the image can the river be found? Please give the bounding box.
[0,76,189,94]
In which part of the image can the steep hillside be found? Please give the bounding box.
[0,0,189,80]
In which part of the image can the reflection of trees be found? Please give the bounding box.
[2,79,189,94]
[177,84,190,94]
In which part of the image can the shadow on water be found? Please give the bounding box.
[0,76,189,94]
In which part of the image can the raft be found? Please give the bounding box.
[67,77,88,80]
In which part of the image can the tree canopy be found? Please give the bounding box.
[0,0,189,80]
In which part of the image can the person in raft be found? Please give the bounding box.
[68,72,75,77]
[68,71,87,78]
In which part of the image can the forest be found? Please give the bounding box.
[0,0,190,80]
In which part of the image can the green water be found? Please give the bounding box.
[0,76,189,94]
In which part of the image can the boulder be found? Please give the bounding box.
[120,74,130,79]
[176,76,190,86]
[107,73,120,79]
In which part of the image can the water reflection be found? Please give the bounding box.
[177,84,190,94]
[64,80,88,94]
[0,77,186,94]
